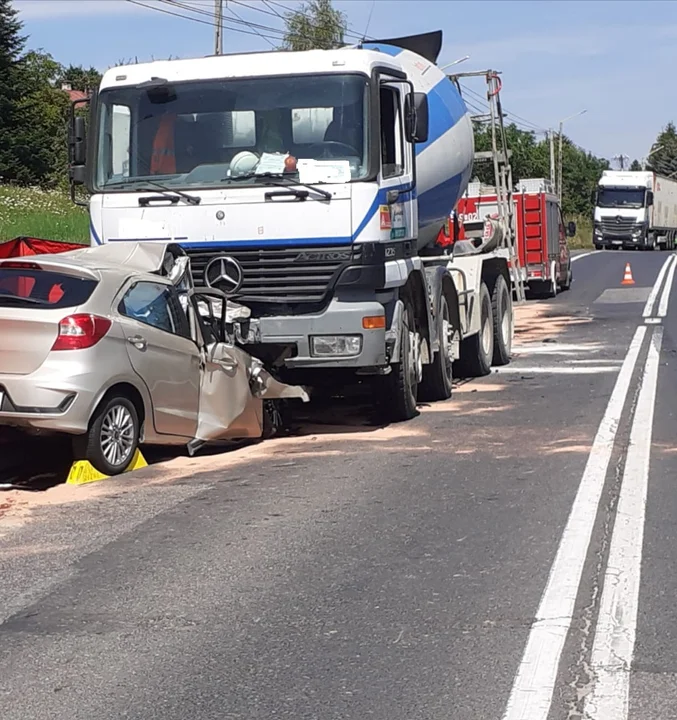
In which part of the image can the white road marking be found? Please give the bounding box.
[644,318,661,325]
[571,251,601,263]
[583,327,663,720]
[501,325,647,720]
[657,254,677,317]
[642,254,675,317]
[513,343,603,357]
[495,366,620,375]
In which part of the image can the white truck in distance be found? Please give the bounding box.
[593,170,677,251]
[68,30,516,421]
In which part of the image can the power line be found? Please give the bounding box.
[126,0,283,41]
[225,1,277,47]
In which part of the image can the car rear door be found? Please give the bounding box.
[116,279,200,439]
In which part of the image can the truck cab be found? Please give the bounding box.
[593,171,654,250]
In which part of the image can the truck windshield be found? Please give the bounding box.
[596,188,646,208]
[94,73,370,191]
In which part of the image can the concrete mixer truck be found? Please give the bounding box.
[68,30,515,421]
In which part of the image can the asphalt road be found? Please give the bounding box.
[1,247,676,720]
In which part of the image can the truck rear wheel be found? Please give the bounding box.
[491,274,513,366]
[457,281,493,378]
[420,293,454,402]
[381,299,420,421]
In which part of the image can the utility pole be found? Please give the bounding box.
[214,0,223,55]
[613,153,629,170]
[557,122,564,201]
[548,130,555,186]
[556,109,587,201]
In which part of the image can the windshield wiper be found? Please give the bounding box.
[227,172,332,201]
[104,179,201,205]
[0,293,49,306]
[138,181,201,206]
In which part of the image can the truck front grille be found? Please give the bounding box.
[600,217,637,237]
[184,244,359,311]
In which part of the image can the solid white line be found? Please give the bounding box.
[501,325,647,720]
[571,251,601,263]
[644,318,662,325]
[495,366,619,375]
[657,254,677,317]
[642,254,675,317]
[584,327,663,720]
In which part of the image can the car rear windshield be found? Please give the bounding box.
[0,268,98,309]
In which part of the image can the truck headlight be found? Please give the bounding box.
[594,226,602,236]
[310,335,362,357]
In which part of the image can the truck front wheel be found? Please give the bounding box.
[381,299,420,421]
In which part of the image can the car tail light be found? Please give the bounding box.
[52,314,112,351]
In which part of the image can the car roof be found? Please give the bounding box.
[0,242,175,285]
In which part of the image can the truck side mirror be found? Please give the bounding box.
[404,92,429,144]
[590,190,596,204]
[566,221,577,237]
[647,190,654,206]
[70,115,87,169]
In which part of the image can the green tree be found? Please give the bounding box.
[471,122,609,219]
[646,122,677,176]
[0,0,26,181]
[281,0,347,51]
[12,50,70,186]
[59,64,102,93]
[630,159,642,171]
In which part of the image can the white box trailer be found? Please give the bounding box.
[594,170,677,250]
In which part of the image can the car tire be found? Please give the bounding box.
[77,395,140,476]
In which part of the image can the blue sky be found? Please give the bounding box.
[12,0,675,163]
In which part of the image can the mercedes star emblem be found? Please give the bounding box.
[204,255,244,296]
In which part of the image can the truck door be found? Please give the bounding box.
[378,78,415,241]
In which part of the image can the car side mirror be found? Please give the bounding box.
[404,92,429,144]
[566,221,577,237]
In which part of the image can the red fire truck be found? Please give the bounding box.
[453,178,574,298]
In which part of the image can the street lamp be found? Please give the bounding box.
[440,55,470,71]
[643,144,663,170]
[557,109,587,200]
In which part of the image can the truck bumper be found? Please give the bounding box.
[255,298,390,369]
[596,234,648,249]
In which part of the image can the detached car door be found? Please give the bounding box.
[117,279,200,439]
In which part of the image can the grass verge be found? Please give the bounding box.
[0,185,89,243]
[566,214,593,250]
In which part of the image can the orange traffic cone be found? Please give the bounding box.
[621,262,635,285]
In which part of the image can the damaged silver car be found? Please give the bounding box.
[0,241,309,475]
